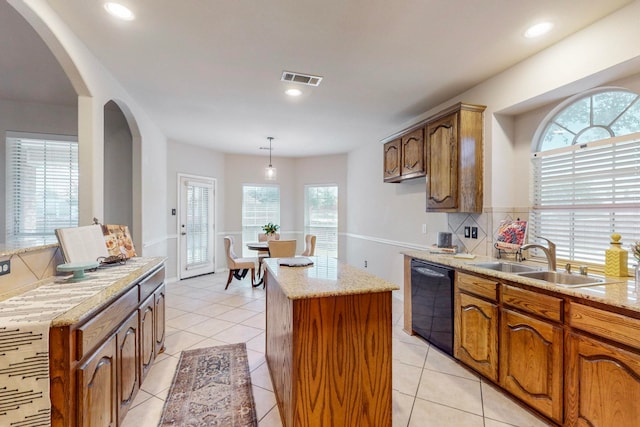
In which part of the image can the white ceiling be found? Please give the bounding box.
[3,0,634,157]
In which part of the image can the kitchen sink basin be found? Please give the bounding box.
[516,270,608,287]
[470,262,543,273]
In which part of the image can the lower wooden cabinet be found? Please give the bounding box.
[50,264,165,427]
[454,291,498,381]
[500,308,563,423]
[566,333,640,427]
[77,335,117,427]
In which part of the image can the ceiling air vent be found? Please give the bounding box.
[281,71,323,87]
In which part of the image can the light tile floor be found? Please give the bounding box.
[121,273,553,427]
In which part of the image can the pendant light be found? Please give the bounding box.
[264,137,277,181]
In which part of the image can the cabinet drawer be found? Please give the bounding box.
[569,302,640,350]
[139,267,165,302]
[456,272,498,301]
[502,284,563,322]
[76,285,138,360]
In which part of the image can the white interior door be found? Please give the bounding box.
[178,175,215,279]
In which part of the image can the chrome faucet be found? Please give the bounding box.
[521,237,556,271]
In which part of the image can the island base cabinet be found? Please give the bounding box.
[500,309,563,423]
[566,333,640,427]
[266,272,393,427]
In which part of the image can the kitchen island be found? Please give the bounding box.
[263,257,399,427]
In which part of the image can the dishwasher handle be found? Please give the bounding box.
[413,267,445,278]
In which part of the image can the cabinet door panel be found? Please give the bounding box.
[567,333,640,427]
[117,311,139,425]
[383,139,401,182]
[77,336,117,427]
[500,309,562,422]
[155,284,166,355]
[139,295,155,382]
[454,291,498,381]
[426,113,458,210]
[401,128,425,178]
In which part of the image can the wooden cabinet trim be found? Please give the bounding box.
[569,301,640,351]
[455,271,498,301]
[502,284,563,323]
[76,285,138,360]
[138,267,165,302]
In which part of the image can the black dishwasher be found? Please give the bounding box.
[411,259,455,355]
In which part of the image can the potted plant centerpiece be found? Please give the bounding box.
[262,222,280,240]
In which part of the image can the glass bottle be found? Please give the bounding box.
[604,233,628,277]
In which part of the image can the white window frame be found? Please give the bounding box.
[241,184,280,256]
[304,185,338,258]
[530,88,640,271]
[5,132,79,243]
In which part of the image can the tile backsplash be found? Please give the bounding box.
[447,208,530,257]
[0,246,63,298]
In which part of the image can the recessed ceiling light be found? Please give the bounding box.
[524,22,553,38]
[285,88,302,97]
[104,2,135,21]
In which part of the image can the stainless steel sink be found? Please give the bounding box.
[516,270,607,287]
[470,262,543,274]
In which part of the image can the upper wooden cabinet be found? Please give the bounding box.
[383,127,426,183]
[383,138,401,182]
[400,128,425,179]
[426,103,485,212]
[382,102,485,212]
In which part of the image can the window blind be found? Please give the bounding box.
[305,185,338,258]
[242,185,280,256]
[530,135,640,268]
[6,135,79,242]
[185,181,212,267]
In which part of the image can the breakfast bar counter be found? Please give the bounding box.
[263,257,399,427]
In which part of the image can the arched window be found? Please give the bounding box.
[530,88,640,270]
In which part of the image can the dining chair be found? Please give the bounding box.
[224,236,258,290]
[268,239,297,258]
[301,234,316,256]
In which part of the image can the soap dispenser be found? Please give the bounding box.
[605,233,629,277]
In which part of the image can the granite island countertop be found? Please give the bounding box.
[264,256,399,299]
[403,250,637,313]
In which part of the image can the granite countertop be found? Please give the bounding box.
[0,238,59,257]
[0,257,166,328]
[403,250,638,313]
[264,256,400,300]
[52,257,166,326]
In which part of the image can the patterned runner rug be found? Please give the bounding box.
[158,343,258,427]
